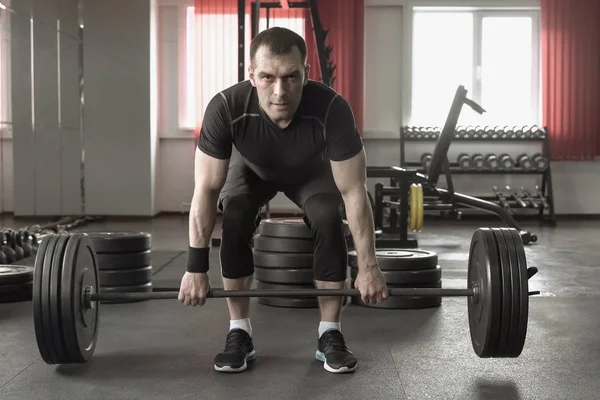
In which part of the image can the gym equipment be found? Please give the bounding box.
[492,186,510,210]
[517,154,533,171]
[485,154,500,170]
[408,184,424,232]
[505,186,528,208]
[499,154,515,170]
[85,232,153,304]
[457,153,471,169]
[531,153,549,171]
[519,187,540,209]
[32,227,538,364]
[0,265,34,303]
[420,153,432,170]
[471,154,485,170]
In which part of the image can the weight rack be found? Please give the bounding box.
[366,85,539,247]
[397,126,556,226]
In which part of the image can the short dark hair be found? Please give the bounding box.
[250,27,307,66]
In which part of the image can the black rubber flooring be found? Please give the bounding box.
[1,218,599,399]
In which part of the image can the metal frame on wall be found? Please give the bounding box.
[237,0,333,87]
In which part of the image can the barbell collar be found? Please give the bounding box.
[87,287,475,302]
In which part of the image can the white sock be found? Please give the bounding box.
[319,321,341,338]
[230,318,252,337]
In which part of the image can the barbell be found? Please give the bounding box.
[32,227,537,365]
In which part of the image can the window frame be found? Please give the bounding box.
[403,5,541,127]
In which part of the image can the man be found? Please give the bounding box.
[178,27,388,374]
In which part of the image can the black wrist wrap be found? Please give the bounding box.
[187,246,210,273]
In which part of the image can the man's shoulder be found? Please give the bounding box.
[213,80,255,120]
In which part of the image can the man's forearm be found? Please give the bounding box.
[189,187,220,248]
[343,186,378,270]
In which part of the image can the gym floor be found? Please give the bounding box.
[1,214,599,400]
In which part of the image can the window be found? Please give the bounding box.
[410,8,540,128]
[180,6,306,130]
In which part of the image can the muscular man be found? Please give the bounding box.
[178,27,388,374]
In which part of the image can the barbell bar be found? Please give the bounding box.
[32,227,536,366]
[88,287,475,303]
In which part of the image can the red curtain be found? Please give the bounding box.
[305,0,365,136]
[541,0,600,160]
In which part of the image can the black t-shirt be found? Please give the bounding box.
[197,80,363,184]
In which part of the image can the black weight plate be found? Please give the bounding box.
[350,280,442,309]
[99,265,153,287]
[507,228,529,357]
[255,281,319,308]
[96,250,151,270]
[60,233,100,364]
[0,265,34,285]
[254,267,314,285]
[0,290,32,303]
[348,249,438,271]
[86,231,152,253]
[467,229,502,358]
[41,235,62,364]
[253,250,313,269]
[100,282,153,304]
[500,228,522,357]
[0,281,33,295]
[49,234,71,363]
[258,218,351,239]
[33,235,54,364]
[253,234,314,254]
[491,229,512,357]
[349,265,441,285]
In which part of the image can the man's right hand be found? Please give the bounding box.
[178,272,211,306]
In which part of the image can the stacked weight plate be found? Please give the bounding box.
[0,265,34,303]
[86,232,153,304]
[253,218,351,308]
[348,249,442,309]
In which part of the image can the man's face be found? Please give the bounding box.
[249,45,309,127]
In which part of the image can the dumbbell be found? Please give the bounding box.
[2,229,24,261]
[421,153,433,170]
[457,153,471,169]
[499,154,515,170]
[464,126,476,139]
[517,154,533,170]
[455,126,467,139]
[471,154,485,170]
[1,232,17,264]
[485,154,500,170]
[513,126,524,138]
[531,153,549,170]
[475,126,485,139]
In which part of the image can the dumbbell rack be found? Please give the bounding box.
[397,126,556,226]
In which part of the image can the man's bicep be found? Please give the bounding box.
[330,148,367,195]
[194,148,229,192]
[325,96,364,162]
[197,93,233,160]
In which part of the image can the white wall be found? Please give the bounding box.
[1,0,599,216]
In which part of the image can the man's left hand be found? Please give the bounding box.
[353,266,389,305]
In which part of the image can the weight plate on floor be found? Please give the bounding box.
[41,234,62,364]
[59,233,100,364]
[253,234,314,254]
[499,228,521,357]
[86,231,152,253]
[0,265,34,285]
[258,218,350,239]
[348,249,438,271]
[99,265,153,287]
[467,228,502,358]
[100,282,153,304]
[33,236,54,364]
[507,228,529,357]
[255,281,319,308]
[254,267,314,285]
[253,250,313,269]
[0,281,33,295]
[96,250,151,270]
[49,234,71,363]
[350,280,442,309]
[491,229,512,357]
[349,265,441,285]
